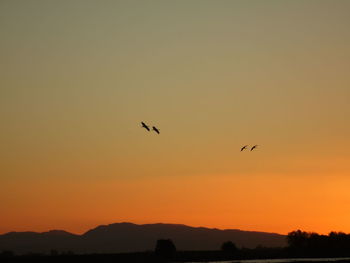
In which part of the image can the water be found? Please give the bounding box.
[187,257,350,263]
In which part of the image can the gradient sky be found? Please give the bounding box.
[1,0,350,235]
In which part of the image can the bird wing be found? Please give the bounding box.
[141,122,150,130]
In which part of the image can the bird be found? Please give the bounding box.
[241,145,248,151]
[152,126,160,134]
[251,145,258,151]
[141,122,150,131]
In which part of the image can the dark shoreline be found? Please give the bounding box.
[2,253,350,263]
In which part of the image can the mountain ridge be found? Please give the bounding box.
[0,222,287,254]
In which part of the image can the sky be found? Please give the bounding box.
[1,0,350,235]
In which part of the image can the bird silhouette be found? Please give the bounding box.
[251,145,258,151]
[152,126,160,134]
[241,145,248,151]
[141,122,150,131]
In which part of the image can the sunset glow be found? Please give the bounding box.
[1,0,350,235]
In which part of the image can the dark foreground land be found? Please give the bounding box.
[2,230,350,262]
[2,249,350,263]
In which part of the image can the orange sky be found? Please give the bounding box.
[1,0,350,235]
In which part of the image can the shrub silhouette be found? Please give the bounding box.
[221,241,238,254]
[155,239,176,259]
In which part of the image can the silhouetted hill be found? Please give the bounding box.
[0,222,286,254]
[0,230,79,254]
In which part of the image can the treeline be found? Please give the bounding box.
[287,230,350,257]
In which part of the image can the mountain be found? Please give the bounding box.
[0,230,80,254]
[0,222,286,254]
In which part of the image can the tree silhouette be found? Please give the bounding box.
[155,239,176,259]
[287,230,309,249]
[287,230,350,256]
[221,241,238,254]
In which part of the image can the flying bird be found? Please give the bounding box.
[141,122,150,131]
[251,145,258,151]
[241,145,248,151]
[152,126,160,134]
